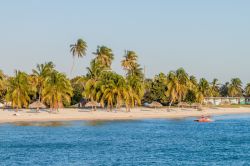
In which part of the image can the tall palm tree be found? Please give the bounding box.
[70,38,87,75]
[211,78,220,97]
[175,68,189,101]
[198,78,212,97]
[121,50,138,75]
[165,71,179,108]
[245,83,250,96]
[32,62,55,102]
[126,75,144,106]
[6,70,30,111]
[228,78,243,97]
[93,46,114,70]
[42,71,73,110]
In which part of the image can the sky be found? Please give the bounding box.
[0,0,249,84]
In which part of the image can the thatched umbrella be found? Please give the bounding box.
[85,101,99,110]
[0,102,4,108]
[178,102,190,108]
[29,101,46,111]
[149,101,163,109]
[191,103,202,109]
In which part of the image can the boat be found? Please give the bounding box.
[194,116,213,122]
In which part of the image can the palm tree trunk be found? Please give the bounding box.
[169,100,173,110]
[38,86,42,102]
[70,57,76,77]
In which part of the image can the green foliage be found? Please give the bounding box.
[228,78,243,97]
[70,39,87,58]
[121,50,144,79]
[71,76,85,105]
[2,38,250,110]
[98,72,127,110]
[220,82,229,97]
[198,78,212,97]
[245,83,250,96]
[93,46,114,70]
[6,70,31,109]
[86,60,103,79]
[31,62,55,102]
[42,71,73,109]
[210,78,220,97]
[144,73,168,104]
[165,68,189,106]
[184,90,196,104]
[0,70,7,102]
[70,38,87,75]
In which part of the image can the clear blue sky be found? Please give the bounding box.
[0,0,249,84]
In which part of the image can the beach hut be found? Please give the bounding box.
[149,101,163,109]
[85,101,100,110]
[29,101,46,111]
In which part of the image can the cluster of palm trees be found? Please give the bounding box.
[82,48,144,111]
[145,69,250,106]
[2,63,72,111]
[0,38,250,111]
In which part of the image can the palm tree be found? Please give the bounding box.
[165,71,179,108]
[32,62,55,102]
[121,50,138,75]
[5,70,30,111]
[189,75,198,88]
[188,78,210,104]
[0,70,7,103]
[86,59,103,79]
[126,75,144,106]
[83,78,99,104]
[98,72,125,111]
[245,83,250,96]
[42,71,73,110]
[211,78,220,97]
[0,70,5,90]
[93,46,114,70]
[220,82,229,97]
[175,68,189,101]
[228,78,243,97]
[165,68,189,108]
[198,78,212,97]
[70,38,87,75]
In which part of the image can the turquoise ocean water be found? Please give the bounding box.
[0,114,250,165]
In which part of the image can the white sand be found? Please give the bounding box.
[0,107,250,123]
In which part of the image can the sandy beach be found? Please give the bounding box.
[0,107,250,123]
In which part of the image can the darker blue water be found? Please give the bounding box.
[1,114,250,166]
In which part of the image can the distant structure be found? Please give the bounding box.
[204,97,250,105]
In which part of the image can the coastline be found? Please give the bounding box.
[0,107,250,124]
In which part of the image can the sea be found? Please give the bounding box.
[0,114,250,166]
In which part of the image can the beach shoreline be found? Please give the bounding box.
[0,107,250,124]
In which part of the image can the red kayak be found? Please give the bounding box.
[194,116,213,122]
